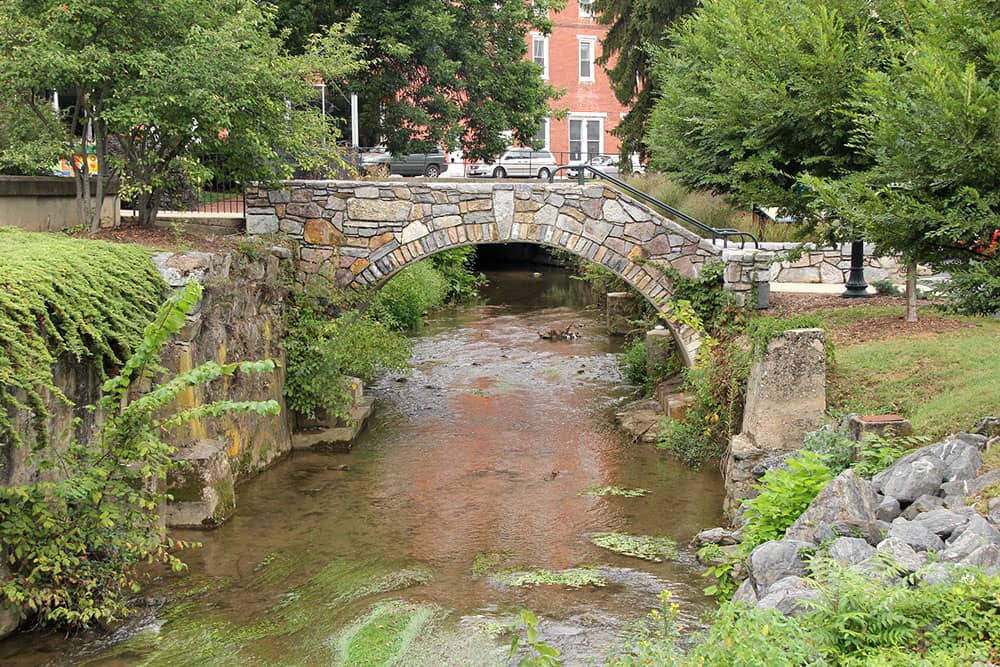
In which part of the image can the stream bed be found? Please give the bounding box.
[2,268,724,666]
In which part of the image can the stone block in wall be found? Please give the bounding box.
[164,439,236,528]
[246,213,279,235]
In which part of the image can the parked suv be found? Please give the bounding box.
[362,146,448,177]
[468,148,556,179]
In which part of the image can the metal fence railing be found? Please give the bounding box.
[118,153,244,216]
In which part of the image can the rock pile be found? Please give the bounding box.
[703,431,1000,616]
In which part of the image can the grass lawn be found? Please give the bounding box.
[819,308,999,439]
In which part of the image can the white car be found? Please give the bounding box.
[468,148,556,179]
[568,154,644,179]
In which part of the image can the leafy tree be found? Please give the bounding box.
[805,0,1000,316]
[0,0,361,229]
[0,282,280,627]
[592,0,697,163]
[271,0,563,160]
[645,0,897,223]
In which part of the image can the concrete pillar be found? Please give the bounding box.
[723,328,827,518]
[606,291,635,335]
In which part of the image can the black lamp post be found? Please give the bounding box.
[842,239,871,298]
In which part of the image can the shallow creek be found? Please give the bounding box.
[3,268,724,666]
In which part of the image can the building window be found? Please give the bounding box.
[533,118,550,149]
[579,0,595,18]
[578,38,595,82]
[569,116,603,161]
[532,33,549,79]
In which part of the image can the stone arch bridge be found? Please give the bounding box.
[244,180,770,365]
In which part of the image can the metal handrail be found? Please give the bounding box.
[549,164,759,249]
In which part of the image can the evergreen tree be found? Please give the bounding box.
[593,0,697,163]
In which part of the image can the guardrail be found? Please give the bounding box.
[549,164,759,249]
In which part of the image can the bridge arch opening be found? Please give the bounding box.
[363,239,703,366]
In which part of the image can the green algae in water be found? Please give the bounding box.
[78,559,434,666]
[334,599,440,666]
[578,485,650,498]
[590,532,678,562]
[491,566,606,588]
[472,551,511,577]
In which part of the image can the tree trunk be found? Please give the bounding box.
[905,262,918,323]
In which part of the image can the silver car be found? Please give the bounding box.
[468,148,556,179]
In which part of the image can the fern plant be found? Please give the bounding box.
[0,281,280,628]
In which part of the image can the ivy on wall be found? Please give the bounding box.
[0,228,165,448]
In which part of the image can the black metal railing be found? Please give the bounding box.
[549,164,759,249]
[118,152,244,215]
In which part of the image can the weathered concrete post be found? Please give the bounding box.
[723,328,827,518]
[645,327,676,376]
[606,291,635,335]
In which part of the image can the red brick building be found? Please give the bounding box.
[528,0,626,162]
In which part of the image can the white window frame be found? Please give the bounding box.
[577,37,596,82]
[531,33,549,80]
[579,0,595,18]
[568,113,605,162]
[533,118,550,150]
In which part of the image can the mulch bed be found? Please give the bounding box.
[71,221,241,254]
[767,292,976,346]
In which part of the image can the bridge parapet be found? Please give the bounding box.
[244,180,770,365]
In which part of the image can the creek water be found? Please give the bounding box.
[3,268,724,666]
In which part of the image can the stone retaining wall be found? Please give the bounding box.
[755,241,944,285]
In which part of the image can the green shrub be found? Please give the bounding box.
[657,418,724,469]
[371,261,449,330]
[740,450,834,548]
[283,306,409,420]
[0,282,279,628]
[619,338,648,386]
[871,279,903,296]
[802,425,855,474]
[429,246,485,301]
[938,258,1000,316]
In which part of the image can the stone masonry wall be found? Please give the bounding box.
[153,249,295,487]
[756,241,946,286]
[245,180,772,363]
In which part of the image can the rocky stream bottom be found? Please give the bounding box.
[0,269,725,666]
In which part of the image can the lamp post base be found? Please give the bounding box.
[842,240,872,298]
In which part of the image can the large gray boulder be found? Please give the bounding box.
[876,496,902,522]
[875,537,927,573]
[961,544,1000,575]
[940,515,1000,561]
[829,537,875,566]
[873,454,947,504]
[748,539,812,595]
[941,469,1000,497]
[785,469,879,544]
[913,508,971,539]
[692,527,741,548]
[887,519,945,552]
[756,576,821,616]
[901,494,943,520]
[732,578,758,605]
